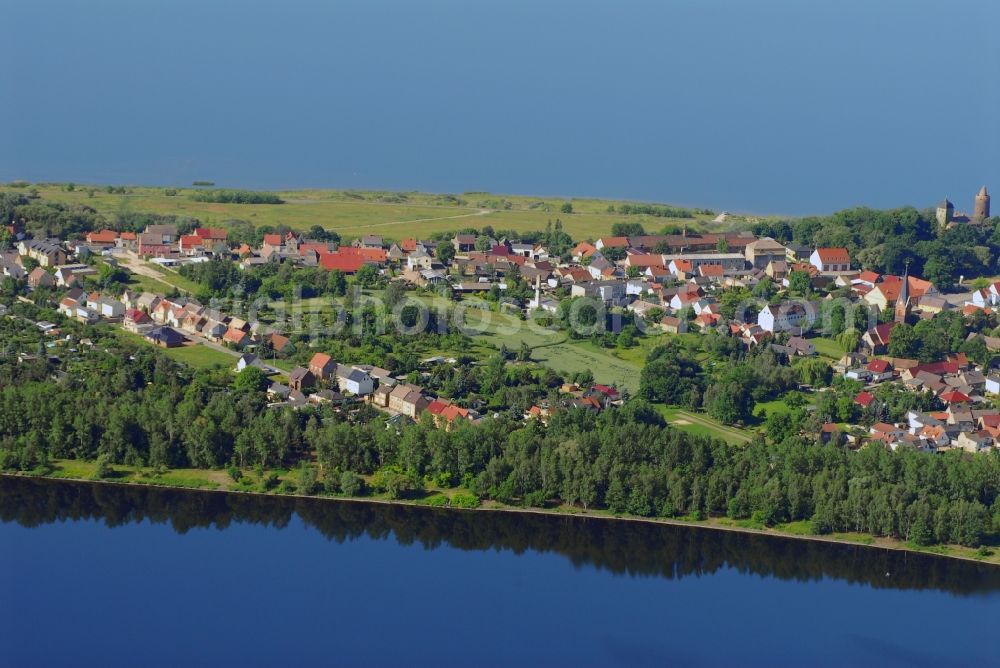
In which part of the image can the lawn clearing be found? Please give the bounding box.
[161,343,237,370]
[657,406,753,444]
[810,337,844,360]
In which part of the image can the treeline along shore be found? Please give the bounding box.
[3,475,1000,595]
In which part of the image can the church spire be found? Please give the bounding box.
[894,262,911,324]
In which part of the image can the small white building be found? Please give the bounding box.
[757,303,817,333]
[336,365,374,396]
[809,248,851,273]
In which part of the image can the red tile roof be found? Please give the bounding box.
[815,247,850,264]
[872,422,899,434]
[857,270,880,283]
[179,234,204,249]
[867,359,892,373]
[598,237,629,248]
[319,252,368,273]
[626,254,665,268]
[939,390,971,404]
[86,230,119,244]
[309,353,333,369]
[854,391,875,407]
[194,227,228,240]
[338,246,387,263]
[426,399,450,415]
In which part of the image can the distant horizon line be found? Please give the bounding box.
[3,175,984,222]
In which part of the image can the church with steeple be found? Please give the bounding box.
[894,265,911,324]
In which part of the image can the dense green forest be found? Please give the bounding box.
[1,313,998,549]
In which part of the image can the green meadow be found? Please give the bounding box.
[27,183,737,241]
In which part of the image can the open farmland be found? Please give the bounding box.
[26,183,740,241]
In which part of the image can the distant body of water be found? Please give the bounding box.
[1,0,997,215]
[1,477,999,667]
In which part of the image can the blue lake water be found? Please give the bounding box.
[1,0,997,215]
[1,477,998,667]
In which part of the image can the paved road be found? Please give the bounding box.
[113,251,285,376]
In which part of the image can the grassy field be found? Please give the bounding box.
[124,271,176,295]
[753,397,797,420]
[657,406,754,444]
[810,336,845,361]
[144,262,203,294]
[160,343,237,370]
[461,308,643,391]
[112,328,237,370]
[25,183,735,241]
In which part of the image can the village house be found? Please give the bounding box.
[335,365,374,395]
[124,308,153,333]
[453,234,478,254]
[406,247,432,271]
[18,239,67,267]
[222,327,250,349]
[388,383,429,418]
[956,431,994,453]
[757,302,816,333]
[809,247,851,273]
[862,322,897,354]
[54,264,97,287]
[570,280,626,304]
[786,336,816,356]
[146,326,185,348]
[27,267,54,290]
[288,367,316,392]
[267,332,294,356]
[308,353,337,381]
[664,253,747,275]
[137,232,173,257]
[660,315,684,334]
[368,384,392,408]
[236,353,264,372]
[866,359,894,382]
[89,296,125,319]
[744,237,787,269]
[85,230,119,247]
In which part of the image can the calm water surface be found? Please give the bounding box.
[2,0,997,214]
[1,477,998,667]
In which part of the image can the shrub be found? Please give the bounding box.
[451,492,481,508]
[339,471,364,497]
[422,494,449,507]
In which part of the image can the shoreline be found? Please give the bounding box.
[4,470,998,569]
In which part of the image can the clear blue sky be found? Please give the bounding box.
[2,0,997,214]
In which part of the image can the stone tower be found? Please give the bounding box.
[974,186,990,221]
[894,265,911,324]
[936,198,954,227]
